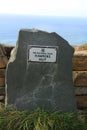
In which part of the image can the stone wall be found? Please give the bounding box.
[0,45,8,103]
[0,44,87,109]
[73,50,87,109]
[0,45,14,104]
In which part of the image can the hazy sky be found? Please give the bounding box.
[0,0,87,17]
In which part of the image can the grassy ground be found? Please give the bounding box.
[80,43,87,50]
[0,105,87,130]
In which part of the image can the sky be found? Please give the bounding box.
[0,0,87,17]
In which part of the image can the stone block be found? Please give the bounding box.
[0,95,4,101]
[0,44,6,56]
[6,29,76,112]
[72,51,87,71]
[76,96,87,108]
[73,71,87,87]
[0,69,5,78]
[0,56,8,68]
[0,78,5,87]
[75,87,87,95]
[0,87,5,95]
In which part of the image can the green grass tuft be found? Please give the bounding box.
[0,107,87,130]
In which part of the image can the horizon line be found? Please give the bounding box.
[0,13,87,18]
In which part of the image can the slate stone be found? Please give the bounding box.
[6,29,77,111]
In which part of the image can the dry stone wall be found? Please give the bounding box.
[0,45,8,103]
[0,44,87,110]
[73,50,87,109]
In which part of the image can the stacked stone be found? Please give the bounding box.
[0,43,87,110]
[0,45,8,103]
[73,51,87,109]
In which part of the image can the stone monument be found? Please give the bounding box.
[6,29,77,111]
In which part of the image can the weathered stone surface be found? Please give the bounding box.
[0,78,5,87]
[72,51,87,71]
[0,44,8,68]
[0,95,4,101]
[75,87,87,95]
[0,69,5,78]
[0,87,5,95]
[0,56,8,68]
[76,96,87,108]
[6,29,76,111]
[73,71,87,87]
[0,44,6,56]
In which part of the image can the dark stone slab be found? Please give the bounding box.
[6,29,77,111]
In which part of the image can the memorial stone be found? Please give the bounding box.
[6,29,77,111]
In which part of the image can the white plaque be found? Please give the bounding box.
[28,46,57,63]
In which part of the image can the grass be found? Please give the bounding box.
[0,106,87,130]
[81,43,87,46]
[80,43,87,50]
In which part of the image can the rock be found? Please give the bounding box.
[0,56,8,68]
[0,69,5,78]
[0,78,5,87]
[0,44,6,56]
[76,96,87,108]
[0,44,8,68]
[75,87,87,95]
[73,71,87,87]
[0,95,4,101]
[0,87,5,95]
[72,51,87,71]
[6,29,76,112]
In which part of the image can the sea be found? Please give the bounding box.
[0,14,87,46]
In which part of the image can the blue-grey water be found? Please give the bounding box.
[0,14,87,46]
